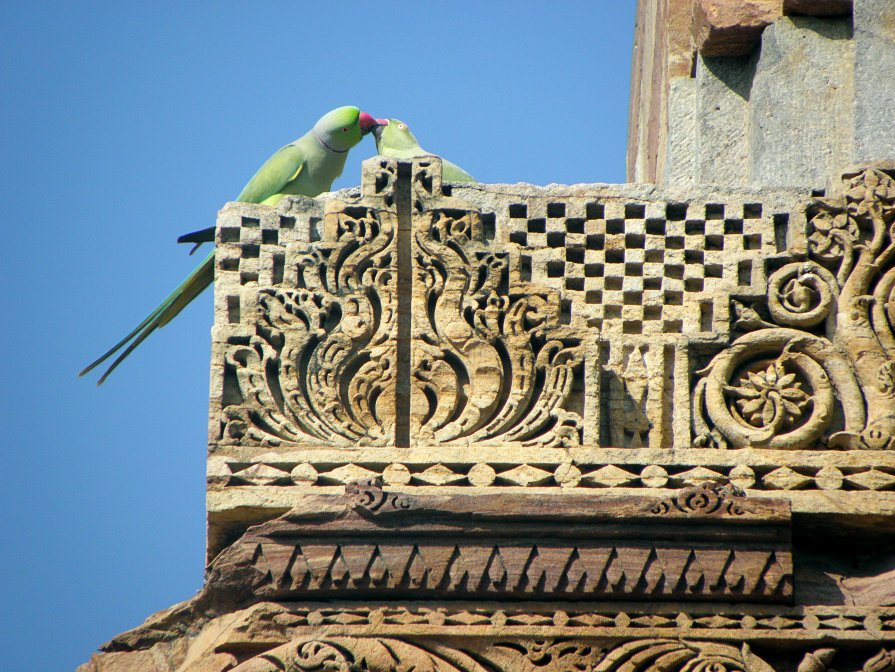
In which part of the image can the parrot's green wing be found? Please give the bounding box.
[79,250,215,384]
[82,106,375,384]
[236,143,306,204]
[175,143,308,254]
[374,119,476,183]
[441,158,476,183]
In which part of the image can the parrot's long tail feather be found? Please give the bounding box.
[79,251,215,385]
[177,226,215,245]
[177,226,216,256]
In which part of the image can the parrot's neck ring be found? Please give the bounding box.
[314,131,349,154]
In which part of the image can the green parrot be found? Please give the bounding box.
[81,105,386,384]
[373,118,476,182]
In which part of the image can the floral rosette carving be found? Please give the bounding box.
[221,204,399,446]
[697,167,895,450]
[410,207,586,447]
[694,329,863,449]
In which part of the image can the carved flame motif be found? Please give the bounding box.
[222,205,398,446]
[219,159,588,449]
[410,208,585,446]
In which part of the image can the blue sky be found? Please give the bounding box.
[0,3,635,668]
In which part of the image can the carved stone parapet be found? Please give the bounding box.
[87,599,895,671]
[208,159,895,550]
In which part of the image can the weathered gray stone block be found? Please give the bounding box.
[749,16,854,188]
[854,0,895,163]
[695,54,754,184]
[664,78,698,186]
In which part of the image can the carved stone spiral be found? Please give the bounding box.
[285,640,353,672]
[767,262,838,329]
[698,329,864,449]
[346,477,413,513]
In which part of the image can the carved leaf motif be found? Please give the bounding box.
[807,205,859,261]
[222,205,398,446]
[863,648,895,672]
[411,208,585,447]
[592,639,776,672]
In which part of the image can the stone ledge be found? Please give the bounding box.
[80,600,895,671]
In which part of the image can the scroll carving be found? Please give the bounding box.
[228,637,777,672]
[220,199,399,447]
[695,167,895,450]
[649,482,748,516]
[347,477,414,513]
[594,639,775,672]
[410,206,586,447]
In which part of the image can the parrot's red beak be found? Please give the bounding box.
[359,112,388,135]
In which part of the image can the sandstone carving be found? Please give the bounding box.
[207,159,894,549]
[223,636,776,672]
[196,480,793,606]
[81,159,895,670]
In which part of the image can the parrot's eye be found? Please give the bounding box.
[342,127,348,132]
[398,124,406,130]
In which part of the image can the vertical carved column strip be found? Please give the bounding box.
[394,162,413,447]
[583,342,602,446]
[672,340,692,449]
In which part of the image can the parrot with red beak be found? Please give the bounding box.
[81,105,386,384]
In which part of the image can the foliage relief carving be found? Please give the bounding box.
[695,168,895,450]
[221,200,398,446]
[411,206,586,446]
[228,637,778,672]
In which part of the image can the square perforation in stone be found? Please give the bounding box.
[221,228,241,243]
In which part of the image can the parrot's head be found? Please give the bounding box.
[314,106,387,153]
[373,118,422,154]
